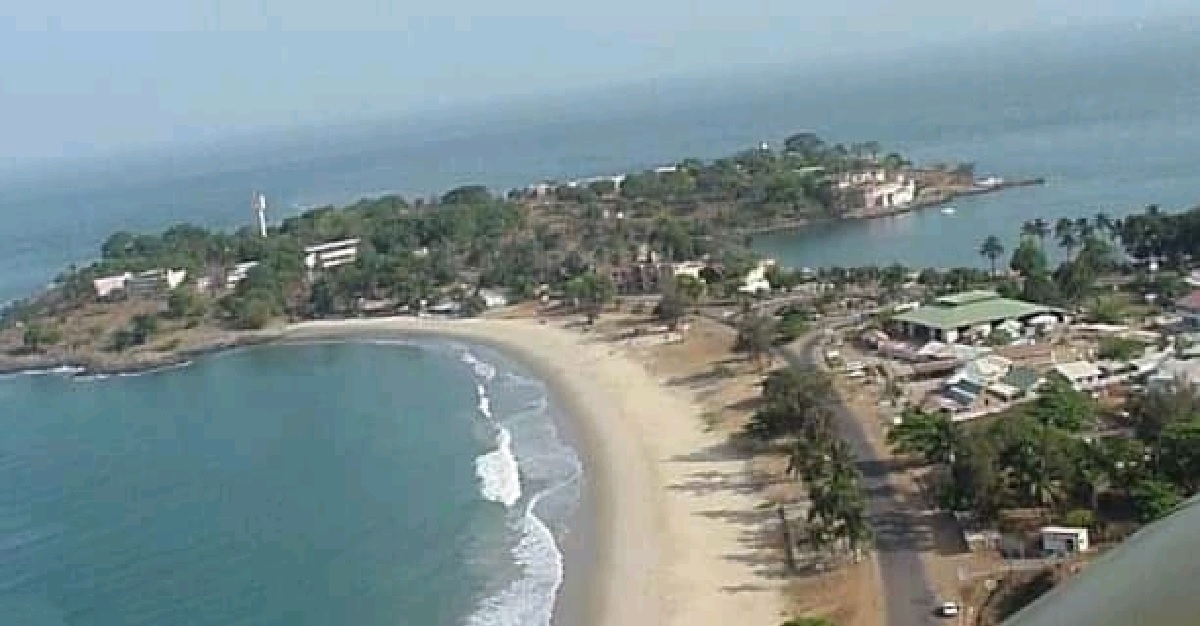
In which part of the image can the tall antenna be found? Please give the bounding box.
[254,192,268,238]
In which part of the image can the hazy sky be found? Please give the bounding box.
[0,1,1188,164]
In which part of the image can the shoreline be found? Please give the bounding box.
[3,314,790,626]
[283,317,665,626]
[283,316,788,626]
[738,176,1047,235]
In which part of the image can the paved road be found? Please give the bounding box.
[781,332,938,626]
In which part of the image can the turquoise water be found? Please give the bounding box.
[0,341,580,626]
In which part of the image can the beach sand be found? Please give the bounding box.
[285,316,787,626]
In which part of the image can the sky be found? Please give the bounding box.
[0,1,1191,167]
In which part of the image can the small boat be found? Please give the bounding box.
[940,206,957,215]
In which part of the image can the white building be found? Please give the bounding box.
[1148,358,1200,393]
[126,268,188,297]
[1040,526,1090,555]
[93,273,131,299]
[1052,361,1105,392]
[226,261,260,289]
[738,259,776,294]
[864,178,917,209]
[304,238,360,271]
[671,261,707,280]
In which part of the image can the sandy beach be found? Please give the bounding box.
[285,315,787,626]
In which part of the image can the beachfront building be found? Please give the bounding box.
[887,291,1060,343]
[304,238,360,271]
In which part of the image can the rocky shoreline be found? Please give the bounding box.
[0,332,280,378]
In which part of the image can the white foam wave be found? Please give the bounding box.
[476,384,493,420]
[475,427,521,508]
[460,350,497,382]
[465,493,564,626]
[0,365,85,380]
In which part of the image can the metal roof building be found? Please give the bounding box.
[888,291,1058,343]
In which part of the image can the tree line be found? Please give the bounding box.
[745,365,872,562]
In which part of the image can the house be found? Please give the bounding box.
[991,366,1044,401]
[1174,290,1200,328]
[738,259,776,294]
[1051,361,1105,392]
[478,289,509,309]
[887,291,1061,343]
[864,178,917,210]
[92,273,131,299]
[609,263,673,295]
[671,261,707,280]
[1148,358,1200,393]
[226,261,260,289]
[126,268,188,297]
[304,238,360,271]
[1040,526,1090,556]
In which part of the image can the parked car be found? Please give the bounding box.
[936,601,961,618]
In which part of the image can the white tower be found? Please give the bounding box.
[254,192,268,238]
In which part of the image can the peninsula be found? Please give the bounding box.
[0,131,1034,374]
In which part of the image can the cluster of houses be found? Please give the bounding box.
[605,245,776,296]
[834,168,918,211]
[859,288,1200,421]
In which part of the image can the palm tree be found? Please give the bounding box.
[1075,216,1095,239]
[979,235,1006,277]
[1032,217,1052,249]
[1055,217,1080,257]
[1094,212,1114,238]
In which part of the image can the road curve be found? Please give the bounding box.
[781,333,937,626]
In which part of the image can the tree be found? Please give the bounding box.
[1131,479,1182,523]
[22,323,62,352]
[166,287,202,319]
[564,272,615,324]
[1029,378,1095,432]
[1010,238,1048,277]
[887,410,958,465]
[979,235,1005,276]
[1055,217,1079,257]
[735,313,777,368]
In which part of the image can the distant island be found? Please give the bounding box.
[0,132,1038,374]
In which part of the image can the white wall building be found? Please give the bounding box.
[1040,526,1090,555]
[93,273,132,298]
[226,261,260,289]
[126,268,188,297]
[304,238,360,271]
[738,259,776,294]
[1051,361,1105,391]
[864,178,917,209]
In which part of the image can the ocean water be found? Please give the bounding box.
[0,341,581,626]
[0,21,1197,626]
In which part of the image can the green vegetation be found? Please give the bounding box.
[891,378,1200,527]
[111,314,159,351]
[746,366,872,561]
[1096,336,1144,361]
[21,322,62,352]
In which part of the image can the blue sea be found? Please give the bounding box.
[0,21,1198,626]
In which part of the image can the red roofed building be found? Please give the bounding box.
[1175,290,1200,328]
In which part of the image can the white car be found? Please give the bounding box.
[936,601,961,618]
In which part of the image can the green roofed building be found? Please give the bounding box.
[887,290,1062,343]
